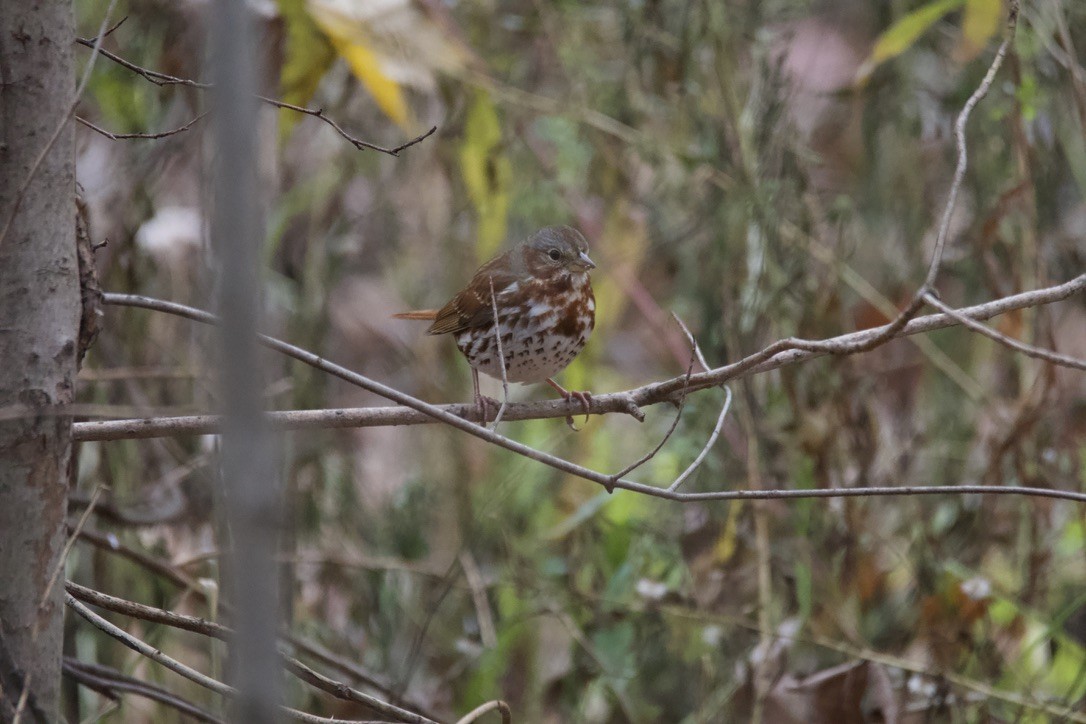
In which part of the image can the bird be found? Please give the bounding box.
[394,225,596,422]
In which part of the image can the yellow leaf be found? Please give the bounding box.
[713,501,744,564]
[306,1,412,128]
[330,37,410,126]
[855,0,965,85]
[305,0,471,131]
[459,91,509,261]
[960,0,1002,60]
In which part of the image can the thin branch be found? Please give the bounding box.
[77,276,1084,438]
[0,0,120,250]
[39,485,105,613]
[454,700,512,724]
[66,593,233,696]
[74,35,210,87]
[459,552,498,648]
[82,279,1086,504]
[96,15,128,39]
[65,594,419,724]
[75,528,198,589]
[70,37,436,156]
[63,658,225,724]
[258,97,437,155]
[12,674,32,724]
[488,276,510,429]
[667,386,733,493]
[926,1,1019,290]
[922,292,1086,371]
[72,529,440,720]
[663,316,732,493]
[65,582,437,724]
[609,319,699,481]
[772,2,1019,358]
[76,113,207,141]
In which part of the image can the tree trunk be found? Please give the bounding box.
[0,0,79,720]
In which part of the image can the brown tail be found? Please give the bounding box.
[392,309,439,321]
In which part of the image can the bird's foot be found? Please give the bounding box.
[474,393,501,423]
[546,378,593,431]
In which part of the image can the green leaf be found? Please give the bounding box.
[856,0,965,83]
[591,620,635,678]
[794,561,812,623]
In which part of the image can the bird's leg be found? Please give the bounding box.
[472,368,499,423]
[546,377,592,430]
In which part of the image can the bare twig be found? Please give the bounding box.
[12,674,32,724]
[926,1,1019,290]
[257,97,437,155]
[66,594,232,695]
[668,386,733,493]
[454,699,512,724]
[459,552,498,648]
[63,658,225,724]
[76,113,207,141]
[0,0,120,250]
[39,485,105,614]
[661,316,733,493]
[70,37,436,156]
[64,582,436,724]
[65,592,430,724]
[922,292,1086,371]
[770,2,1019,358]
[608,318,699,481]
[488,276,510,430]
[72,529,440,719]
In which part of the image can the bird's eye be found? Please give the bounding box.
[548,249,561,261]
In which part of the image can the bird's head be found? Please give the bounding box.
[523,225,596,280]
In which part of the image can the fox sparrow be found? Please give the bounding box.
[395,225,596,421]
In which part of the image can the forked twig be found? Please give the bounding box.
[766,2,1020,358]
[608,315,701,483]
[76,113,207,141]
[0,0,121,250]
[923,292,1086,371]
[70,36,437,157]
[664,315,732,493]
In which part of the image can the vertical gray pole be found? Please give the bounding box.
[209,0,282,720]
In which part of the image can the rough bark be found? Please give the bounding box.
[0,1,79,720]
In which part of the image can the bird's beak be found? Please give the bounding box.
[576,251,596,270]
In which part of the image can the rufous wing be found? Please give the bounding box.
[395,247,524,336]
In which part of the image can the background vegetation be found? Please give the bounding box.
[68,0,1086,721]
